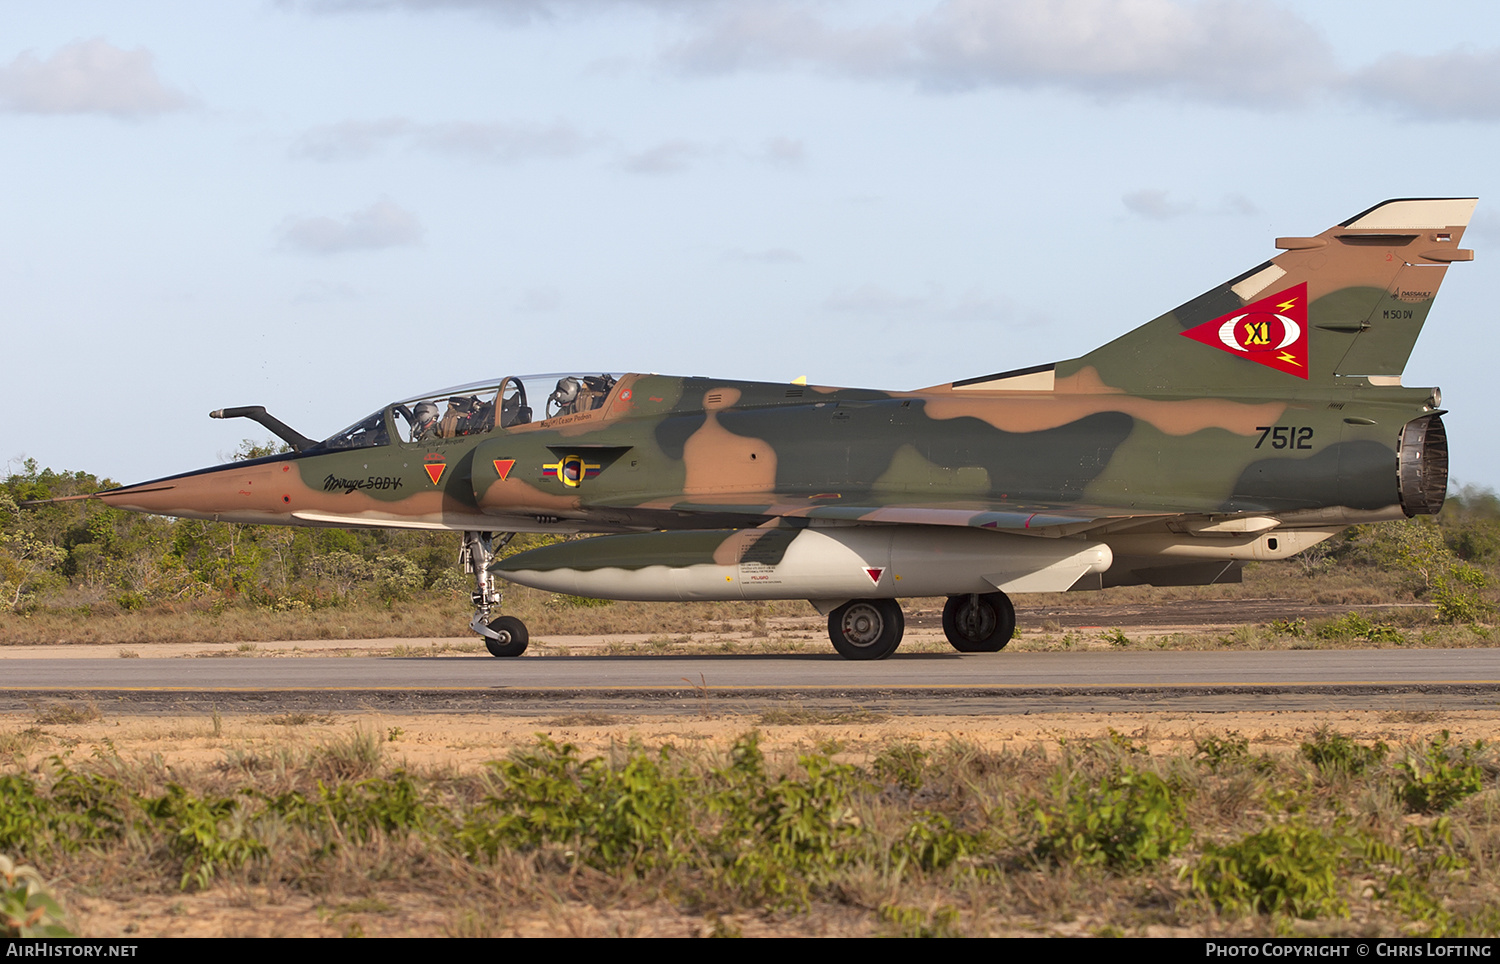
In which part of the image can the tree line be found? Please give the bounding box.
[4,451,1499,619]
[0,447,558,616]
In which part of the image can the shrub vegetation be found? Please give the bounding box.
[3,728,1498,936]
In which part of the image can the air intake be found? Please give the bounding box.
[1398,414,1448,516]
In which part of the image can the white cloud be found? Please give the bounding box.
[292,117,596,163]
[417,121,595,161]
[825,283,930,315]
[620,139,706,174]
[1121,190,1260,220]
[909,0,1334,104]
[1348,47,1500,121]
[292,118,414,161]
[0,39,191,117]
[758,135,805,166]
[619,134,812,174]
[941,289,1018,323]
[292,280,362,303]
[298,119,796,177]
[279,1,1500,122]
[279,0,565,22]
[1222,193,1259,216]
[277,199,424,254]
[280,0,685,24]
[667,5,904,77]
[666,0,1337,108]
[1122,189,1195,220]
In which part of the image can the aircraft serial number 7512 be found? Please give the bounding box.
[74,198,1469,660]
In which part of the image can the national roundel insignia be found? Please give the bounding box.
[1181,282,1309,379]
[542,454,601,488]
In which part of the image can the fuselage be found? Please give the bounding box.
[97,368,1444,541]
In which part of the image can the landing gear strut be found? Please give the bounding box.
[941,591,1015,653]
[827,598,904,660]
[462,530,528,657]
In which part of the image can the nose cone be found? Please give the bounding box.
[94,478,184,514]
[95,458,296,523]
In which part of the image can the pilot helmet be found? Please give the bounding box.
[551,377,580,404]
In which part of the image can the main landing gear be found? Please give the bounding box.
[824,592,1016,660]
[462,530,529,657]
[941,591,1016,653]
[827,598,905,660]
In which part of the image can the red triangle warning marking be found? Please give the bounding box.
[864,567,884,585]
[493,459,515,481]
[423,463,445,485]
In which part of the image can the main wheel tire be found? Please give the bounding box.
[484,615,529,657]
[827,599,904,660]
[942,591,1016,653]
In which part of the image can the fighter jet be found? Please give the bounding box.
[83,198,1470,659]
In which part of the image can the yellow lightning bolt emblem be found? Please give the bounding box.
[1278,351,1301,366]
[1277,297,1298,313]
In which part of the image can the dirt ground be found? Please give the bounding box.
[0,593,1450,657]
[8,704,1500,938]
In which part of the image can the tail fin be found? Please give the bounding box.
[1061,198,1475,394]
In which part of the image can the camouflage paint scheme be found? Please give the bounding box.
[87,198,1470,657]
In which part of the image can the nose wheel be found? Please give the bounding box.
[462,530,529,657]
[827,598,904,660]
[483,614,529,658]
[942,591,1015,653]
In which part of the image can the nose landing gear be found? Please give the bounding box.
[462,530,529,657]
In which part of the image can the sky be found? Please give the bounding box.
[5,0,1500,489]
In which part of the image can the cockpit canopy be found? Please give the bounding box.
[310,373,623,452]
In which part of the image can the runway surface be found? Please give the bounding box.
[4,648,1500,715]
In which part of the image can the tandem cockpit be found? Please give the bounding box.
[302,373,624,453]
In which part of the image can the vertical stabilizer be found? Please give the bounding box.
[1059,198,1475,394]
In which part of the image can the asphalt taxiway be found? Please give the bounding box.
[3,648,1498,716]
